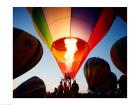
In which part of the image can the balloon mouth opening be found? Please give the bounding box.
[64,73,72,79]
[51,36,89,51]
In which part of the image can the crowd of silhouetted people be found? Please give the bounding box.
[46,79,79,98]
[45,74,127,98]
[85,74,127,98]
[13,75,127,98]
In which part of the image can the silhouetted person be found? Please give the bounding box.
[107,72,118,97]
[71,80,79,96]
[46,92,51,98]
[63,82,69,96]
[118,75,127,97]
[93,85,109,97]
[52,87,58,97]
[57,81,63,96]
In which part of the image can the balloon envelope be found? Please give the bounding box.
[110,36,127,74]
[29,7,115,78]
[13,28,43,79]
[84,57,111,91]
[13,76,46,98]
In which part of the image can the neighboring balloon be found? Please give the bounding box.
[13,76,46,98]
[84,57,111,91]
[113,7,127,22]
[13,28,43,79]
[110,36,127,74]
[28,7,116,78]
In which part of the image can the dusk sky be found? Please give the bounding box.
[13,7,127,93]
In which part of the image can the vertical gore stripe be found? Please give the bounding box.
[32,8,53,49]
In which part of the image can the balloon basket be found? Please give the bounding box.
[61,73,75,88]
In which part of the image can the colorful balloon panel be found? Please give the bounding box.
[31,8,53,49]
[110,36,127,74]
[88,8,115,49]
[71,8,103,42]
[29,7,116,78]
[29,7,115,50]
[84,57,111,91]
[43,7,71,42]
[13,28,43,79]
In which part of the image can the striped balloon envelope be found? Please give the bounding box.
[28,7,116,79]
[84,57,111,91]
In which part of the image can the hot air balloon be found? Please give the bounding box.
[13,28,43,79]
[110,36,127,74]
[84,57,111,92]
[13,76,46,98]
[28,7,116,79]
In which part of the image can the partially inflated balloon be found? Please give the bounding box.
[13,28,43,79]
[13,76,46,98]
[110,36,127,74]
[28,7,115,78]
[84,57,111,91]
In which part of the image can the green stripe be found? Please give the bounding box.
[32,7,53,49]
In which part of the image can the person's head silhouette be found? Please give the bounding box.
[64,82,67,86]
[73,80,76,84]
[60,81,62,85]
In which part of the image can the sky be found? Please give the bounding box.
[13,7,127,93]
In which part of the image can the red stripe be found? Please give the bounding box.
[88,7,115,50]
